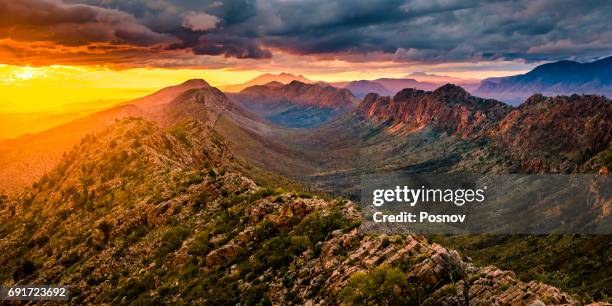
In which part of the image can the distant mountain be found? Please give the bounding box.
[331,78,438,98]
[125,79,209,111]
[342,80,392,98]
[373,78,438,94]
[0,104,147,194]
[0,80,210,194]
[475,56,612,105]
[219,73,313,92]
[231,81,358,128]
[0,111,86,139]
[406,72,481,92]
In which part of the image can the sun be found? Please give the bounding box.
[1,66,47,85]
[15,69,36,80]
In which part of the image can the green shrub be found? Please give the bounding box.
[188,230,211,259]
[603,148,612,168]
[194,190,209,210]
[339,264,415,306]
[170,126,190,145]
[158,226,190,256]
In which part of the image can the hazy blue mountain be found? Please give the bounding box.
[475,56,612,105]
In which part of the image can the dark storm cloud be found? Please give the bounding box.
[2,0,611,66]
[0,0,177,46]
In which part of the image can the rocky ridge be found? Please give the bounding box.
[357,84,511,138]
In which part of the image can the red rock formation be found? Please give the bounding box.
[357,84,511,138]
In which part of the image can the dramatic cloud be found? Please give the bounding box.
[0,0,610,68]
[182,12,219,31]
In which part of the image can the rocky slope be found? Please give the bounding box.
[1,80,610,303]
[0,117,581,305]
[489,94,612,173]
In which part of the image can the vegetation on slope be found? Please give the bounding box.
[0,117,579,305]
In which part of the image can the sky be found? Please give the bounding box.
[0,0,611,113]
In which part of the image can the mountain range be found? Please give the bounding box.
[0,77,611,303]
[230,81,359,128]
[330,78,439,99]
[0,114,579,304]
[218,56,612,106]
[219,73,313,93]
[475,56,612,104]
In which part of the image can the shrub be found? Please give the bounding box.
[158,226,190,256]
[170,126,190,145]
[13,260,36,281]
[194,190,209,210]
[339,265,415,306]
[97,221,112,242]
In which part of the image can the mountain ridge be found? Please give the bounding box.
[219,73,313,93]
[475,56,612,104]
[231,81,359,128]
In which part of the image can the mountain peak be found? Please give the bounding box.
[287,80,308,86]
[180,79,210,87]
[219,73,313,92]
[432,84,470,101]
[264,81,284,87]
[475,56,612,104]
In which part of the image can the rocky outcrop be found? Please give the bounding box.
[357,84,511,138]
[268,228,577,305]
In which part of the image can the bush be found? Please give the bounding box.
[13,260,36,281]
[194,190,209,210]
[97,221,112,242]
[188,230,211,259]
[602,148,612,168]
[170,126,190,145]
[158,226,190,256]
[339,265,415,306]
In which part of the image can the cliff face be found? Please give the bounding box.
[0,117,578,305]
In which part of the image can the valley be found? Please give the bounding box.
[0,77,610,304]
